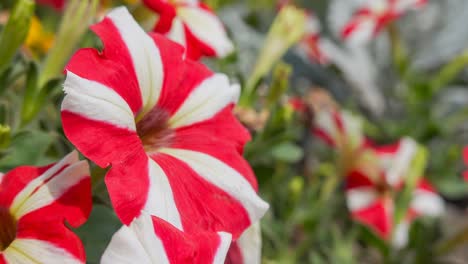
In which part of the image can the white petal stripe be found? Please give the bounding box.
[178,6,234,57]
[10,151,80,216]
[159,148,269,223]
[12,160,89,219]
[107,7,164,117]
[169,74,240,129]
[410,190,444,217]
[213,232,232,264]
[235,222,262,264]
[62,72,136,131]
[167,18,186,49]
[346,187,378,211]
[143,159,183,230]
[3,239,81,264]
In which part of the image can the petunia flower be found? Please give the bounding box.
[341,0,428,45]
[298,14,328,64]
[225,222,262,264]
[345,138,444,245]
[0,151,91,263]
[102,212,231,263]
[143,0,234,60]
[61,7,268,239]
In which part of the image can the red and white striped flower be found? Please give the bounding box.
[0,151,91,263]
[299,14,328,64]
[341,0,428,45]
[346,138,444,245]
[102,212,231,263]
[61,7,268,239]
[225,222,261,264]
[143,0,234,60]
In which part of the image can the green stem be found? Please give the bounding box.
[388,23,408,77]
[430,50,468,93]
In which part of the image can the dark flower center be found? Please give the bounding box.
[0,207,16,251]
[136,107,173,154]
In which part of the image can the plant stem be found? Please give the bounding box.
[436,223,468,256]
[430,50,468,93]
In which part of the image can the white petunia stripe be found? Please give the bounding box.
[346,187,378,211]
[159,148,269,224]
[315,110,339,142]
[10,151,80,216]
[168,74,240,129]
[178,6,234,57]
[107,7,164,117]
[62,72,136,131]
[167,18,186,49]
[13,160,89,219]
[410,189,444,217]
[143,159,183,230]
[235,222,262,264]
[213,232,232,264]
[102,213,169,264]
[4,239,81,264]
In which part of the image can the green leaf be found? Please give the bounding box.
[75,205,121,264]
[271,142,304,163]
[0,130,53,171]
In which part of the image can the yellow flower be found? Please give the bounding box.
[24,16,54,57]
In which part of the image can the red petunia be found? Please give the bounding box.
[345,138,444,246]
[61,7,268,240]
[0,151,91,263]
[143,0,234,60]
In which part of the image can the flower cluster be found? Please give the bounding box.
[313,108,444,247]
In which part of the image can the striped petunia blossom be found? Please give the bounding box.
[102,212,231,263]
[298,14,328,64]
[0,151,91,263]
[345,138,444,245]
[61,7,268,239]
[341,0,428,45]
[143,0,234,60]
[225,222,262,264]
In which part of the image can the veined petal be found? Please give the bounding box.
[158,148,269,237]
[177,6,234,57]
[102,213,231,264]
[106,7,164,117]
[166,18,186,48]
[11,159,90,220]
[168,74,240,129]
[3,239,82,264]
[62,72,136,131]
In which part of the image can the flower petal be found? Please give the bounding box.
[168,74,240,129]
[102,213,231,264]
[178,5,234,57]
[2,239,82,264]
[157,148,269,238]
